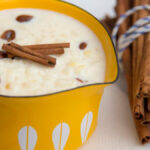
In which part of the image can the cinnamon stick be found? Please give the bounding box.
[147,98,150,111]
[136,120,150,144]
[33,48,64,55]
[141,98,150,126]
[137,33,150,98]
[0,51,7,58]
[7,53,15,59]
[132,0,150,120]
[132,0,143,120]
[137,0,150,126]
[135,34,150,123]
[1,47,64,59]
[132,0,138,90]
[136,0,150,98]
[2,44,55,67]
[24,43,70,49]
[141,111,150,126]
[135,0,149,81]
[140,97,150,125]
[132,0,138,98]
[10,42,56,65]
[134,98,144,120]
[0,51,14,59]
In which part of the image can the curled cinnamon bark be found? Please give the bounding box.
[141,111,150,126]
[134,98,144,120]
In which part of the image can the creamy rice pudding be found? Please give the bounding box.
[0,9,106,96]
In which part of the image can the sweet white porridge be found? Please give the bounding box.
[0,8,106,96]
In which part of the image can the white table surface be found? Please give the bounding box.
[63,0,150,150]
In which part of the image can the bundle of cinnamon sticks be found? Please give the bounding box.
[117,0,150,144]
[103,0,150,144]
[0,42,70,67]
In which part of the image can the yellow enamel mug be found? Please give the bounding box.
[0,0,118,150]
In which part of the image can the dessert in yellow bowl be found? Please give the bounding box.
[0,0,118,149]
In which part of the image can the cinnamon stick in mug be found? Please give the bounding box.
[0,51,7,58]
[0,51,14,59]
[10,42,56,65]
[2,44,55,67]
[24,43,70,49]
[33,48,64,55]
[7,53,15,59]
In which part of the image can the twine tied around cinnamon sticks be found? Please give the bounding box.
[112,5,150,68]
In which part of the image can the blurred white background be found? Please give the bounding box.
[63,0,116,19]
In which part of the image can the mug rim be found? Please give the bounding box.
[0,0,119,98]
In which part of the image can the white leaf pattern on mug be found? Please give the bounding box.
[81,111,93,143]
[52,122,70,150]
[18,126,37,150]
